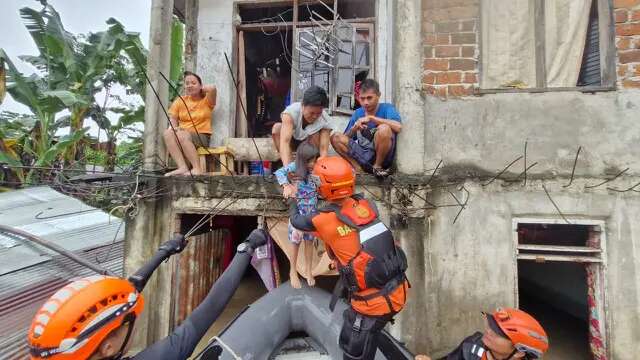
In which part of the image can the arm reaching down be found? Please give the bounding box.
[128,234,188,292]
[130,229,268,360]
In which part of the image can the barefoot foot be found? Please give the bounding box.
[307,275,316,287]
[290,270,302,289]
[165,168,189,176]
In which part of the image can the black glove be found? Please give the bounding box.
[246,228,268,250]
[159,233,188,255]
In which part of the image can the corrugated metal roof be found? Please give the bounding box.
[0,187,126,360]
[0,186,125,275]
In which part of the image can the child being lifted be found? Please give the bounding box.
[275,141,320,288]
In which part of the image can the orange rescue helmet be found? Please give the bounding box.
[27,275,144,359]
[488,307,549,359]
[311,156,355,201]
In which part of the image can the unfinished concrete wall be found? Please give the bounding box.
[196,0,236,146]
[404,179,640,359]
[412,0,640,358]
[424,90,640,178]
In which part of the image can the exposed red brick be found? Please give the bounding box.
[424,22,436,33]
[424,45,434,57]
[425,34,437,45]
[436,33,450,45]
[450,58,476,70]
[634,39,640,49]
[422,84,437,95]
[423,72,436,85]
[424,58,449,71]
[618,64,629,76]
[635,64,640,76]
[461,20,476,32]
[619,49,640,64]
[632,10,640,21]
[451,32,476,44]
[435,21,460,33]
[616,23,640,36]
[448,84,474,96]
[618,38,631,50]
[435,71,462,84]
[614,0,640,8]
[463,72,478,83]
[435,45,461,57]
[622,79,640,88]
[461,46,476,57]
[615,9,629,23]
[436,86,448,98]
[429,6,478,21]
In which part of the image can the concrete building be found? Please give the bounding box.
[127,0,640,358]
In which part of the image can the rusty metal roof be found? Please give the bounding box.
[0,187,125,360]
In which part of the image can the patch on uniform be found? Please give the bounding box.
[354,205,370,219]
[337,225,354,236]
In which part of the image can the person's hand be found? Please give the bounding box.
[246,228,268,249]
[355,116,371,131]
[283,183,297,199]
[329,259,338,270]
[415,355,431,360]
[287,171,302,183]
[202,85,216,93]
[159,233,188,255]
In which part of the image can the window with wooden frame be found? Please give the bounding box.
[292,22,374,115]
[480,0,615,93]
[513,219,609,358]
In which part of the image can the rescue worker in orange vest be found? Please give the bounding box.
[289,156,409,360]
[415,308,549,360]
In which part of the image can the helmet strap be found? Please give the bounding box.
[99,314,136,360]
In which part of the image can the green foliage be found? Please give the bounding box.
[116,139,143,169]
[170,17,185,87]
[85,147,107,166]
[0,1,148,185]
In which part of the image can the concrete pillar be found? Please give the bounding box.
[125,0,175,352]
[184,0,199,72]
[142,0,174,172]
[390,216,429,353]
[393,0,426,174]
[197,0,236,146]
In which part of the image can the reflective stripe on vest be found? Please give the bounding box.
[359,222,388,244]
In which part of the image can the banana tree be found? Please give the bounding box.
[89,105,144,171]
[0,49,85,184]
[16,1,147,163]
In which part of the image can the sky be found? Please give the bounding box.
[0,0,152,140]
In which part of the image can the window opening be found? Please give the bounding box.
[515,221,607,360]
[480,0,614,92]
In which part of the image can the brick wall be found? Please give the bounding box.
[422,0,480,98]
[615,0,640,88]
[422,0,640,97]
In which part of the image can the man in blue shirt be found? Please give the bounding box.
[331,79,402,177]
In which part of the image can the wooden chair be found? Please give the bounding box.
[197,146,235,175]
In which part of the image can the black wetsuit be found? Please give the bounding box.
[122,229,266,360]
[439,332,488,360]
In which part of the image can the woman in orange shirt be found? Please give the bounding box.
[164,71,217,176]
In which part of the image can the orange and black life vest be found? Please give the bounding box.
[312,195,409,315]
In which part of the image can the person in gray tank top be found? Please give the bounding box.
[272,86,334,166]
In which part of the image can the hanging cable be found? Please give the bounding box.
[224,51,266,180]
